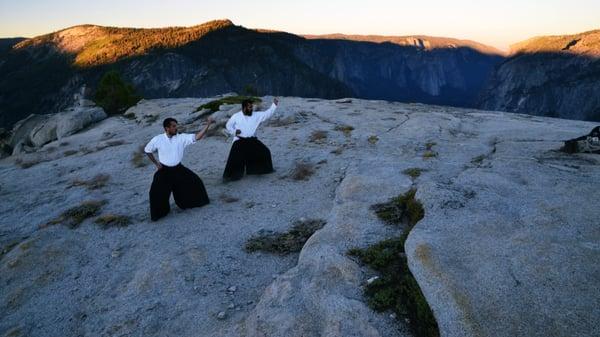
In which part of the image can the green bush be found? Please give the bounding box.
[403,167,425,179]
[195,95,262,112]
[94,70,141,115]
[371,188,424,227]
[349,189,439,337]
[245,219,326,255]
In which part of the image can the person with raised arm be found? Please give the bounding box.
[222,98,279,182]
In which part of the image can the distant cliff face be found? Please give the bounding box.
[0,20,504,128]
[478,30,600,121]
[294,35,503,106]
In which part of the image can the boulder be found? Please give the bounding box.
[266,107,297,126]
[9,105,107,154]
[56,106,106,138]
[28,117,58,148]
[9,114,49,149]
[208,104,240,134]
[123,99,148,120]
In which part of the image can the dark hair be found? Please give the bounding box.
[163,118,177,128]
[242,99,253,109]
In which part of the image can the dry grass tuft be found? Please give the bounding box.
[368,135,379,144]
[334,124,355,136]
[96,139,126,151]
[132,145,149,168]
[331,147,344,155]
[220,194,240,203]
[423,151,438,159]
[309,130,328,143]
[94,214,132,229]
[402,168,425,179]
[45,200,107,229]
[291,162,316,181]
[70,174,110,190]
[14,157,44,169]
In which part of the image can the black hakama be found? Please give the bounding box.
[149,164,209,221]
[222,137,274,181]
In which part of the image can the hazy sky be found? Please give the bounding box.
[0,0,598,50]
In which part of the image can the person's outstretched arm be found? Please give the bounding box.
[257,98,279,123]
[195,118,214,141]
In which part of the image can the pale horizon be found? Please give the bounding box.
[1,0,599,51]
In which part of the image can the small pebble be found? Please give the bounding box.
[217,311,226,320]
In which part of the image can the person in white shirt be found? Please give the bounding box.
[144,117,214,221]
[223,97,279,181]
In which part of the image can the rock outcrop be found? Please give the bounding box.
[237,171,412,337]
[9,101,106,154]
[1,97,598,337]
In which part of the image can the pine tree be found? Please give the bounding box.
[94,70,141,115]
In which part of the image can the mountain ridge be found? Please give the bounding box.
[9,19,506,67]
[479,29,600,121]
[508,29,600,56]
[0,19,502,128]
[303,33,505,55]
[1,20,598,129]
[13,19,237,66]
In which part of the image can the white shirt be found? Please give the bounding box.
[144,133,196,166]
[225,103,277,142]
